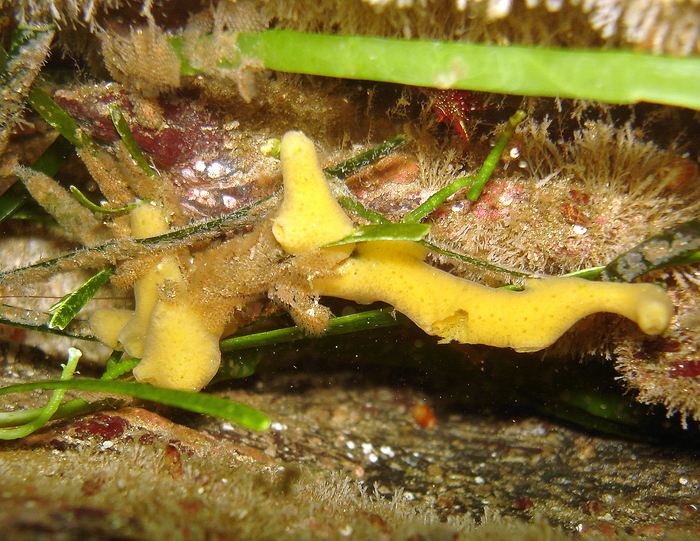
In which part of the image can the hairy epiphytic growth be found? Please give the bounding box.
[12,0,700,55]
[1,122,676,395]
[2,6,700,541]
[2,75,700,426]
[1,1,700,432]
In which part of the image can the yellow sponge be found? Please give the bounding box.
[314,241,673,351]
[132,298,223,392]
[273,131,355,259]
[90,130,675,392]
[273,131,673,351]
[90,202,225,392]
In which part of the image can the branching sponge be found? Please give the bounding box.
[89,130,675,392]
[274,132,674,351]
